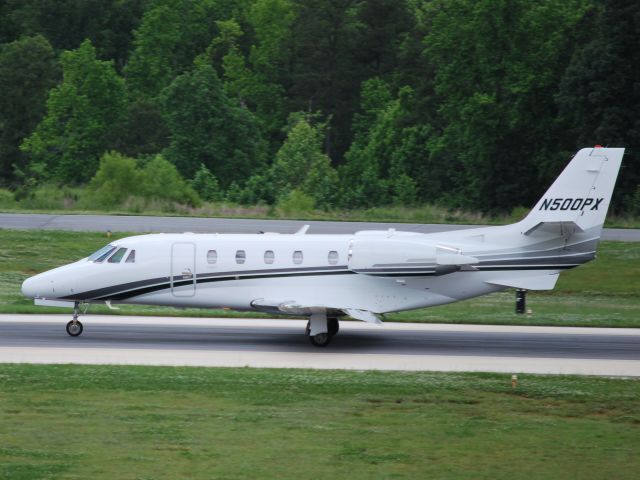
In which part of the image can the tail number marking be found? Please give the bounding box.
[539,198,603,211]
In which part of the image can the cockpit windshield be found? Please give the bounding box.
[88,244,116,262]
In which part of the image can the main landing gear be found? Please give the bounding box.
[66,301,84,337]
[305,313,339,347]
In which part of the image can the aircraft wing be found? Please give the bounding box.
[250,298,383,324]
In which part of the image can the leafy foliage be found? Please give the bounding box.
[85,151,198,208]
[191,164,223,202]
[160,62,266,185]
[0,35,59,183]
[1,0,639,215]
[21,40,127,183]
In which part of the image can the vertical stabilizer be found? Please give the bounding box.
[522,147,624,233]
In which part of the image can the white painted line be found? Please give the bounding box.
[2,314,640,336]
[1,346,638,376]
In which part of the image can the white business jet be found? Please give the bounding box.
[22,147,624,346]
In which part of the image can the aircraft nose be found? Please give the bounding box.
[21,276,38,298]
[21,274,51,299]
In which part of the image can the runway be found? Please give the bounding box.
[1,212,638,240]
[1,315,639,376]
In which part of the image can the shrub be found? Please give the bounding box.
[86,151,141,207]
[191,164,222,202]
[0,188,16,208]
[276,189,315,215]
[140,155,200,207]
[18,184,81,210]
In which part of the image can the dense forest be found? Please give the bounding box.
[0,0,638,215]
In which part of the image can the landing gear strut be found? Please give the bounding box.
[66,302,83,337]
[305,314,339,347]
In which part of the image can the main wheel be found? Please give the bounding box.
[66,320,83,337]
[309,332,331,347]
[328,317,339,336]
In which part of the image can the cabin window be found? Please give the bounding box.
[292,250,303,264]
[125,250,136,263]
[207,250,218,264]
[236,250,246,264]
[328,251,339,265]
[108,247,128,263]
[264,250,275,264]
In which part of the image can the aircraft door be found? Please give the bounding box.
[171,242,196,297]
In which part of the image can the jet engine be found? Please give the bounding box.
[348,230,477,276]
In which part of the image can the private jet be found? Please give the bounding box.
[22,147,624,346]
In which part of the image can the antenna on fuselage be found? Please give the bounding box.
[294,225,310,235]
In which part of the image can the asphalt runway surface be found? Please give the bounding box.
[1,316,639,376]
[1,213,638,240]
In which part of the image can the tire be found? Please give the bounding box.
[309,332,331,347]
[328,317,339,336]
[66,320,83,337]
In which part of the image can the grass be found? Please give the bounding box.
[0,229,639,327]
[0,365,639,479]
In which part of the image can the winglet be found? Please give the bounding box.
[294,225,310,235]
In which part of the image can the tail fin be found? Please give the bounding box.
[522,147,624,235]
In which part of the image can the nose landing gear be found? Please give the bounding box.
[66,302,84,337]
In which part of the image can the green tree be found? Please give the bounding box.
[140,155,199,206]
[160,61,265,186]
[21,39,127,183]
[0,35,59,183]
[418,0,590,212]
[87,151,141,207]
[340,80,424,207]
[270,114,338,209]
[191,163,223,202]
[125,0,234,100]
[556,0,640,213]
[1,0,148,70]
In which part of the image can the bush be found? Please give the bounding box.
[17,184,81,210]
[0,188,16,208]
[191,164,222,202]
[276,189,315,215]
[141,155,200,207]
[83,151,200,210]
[85,151,141,207]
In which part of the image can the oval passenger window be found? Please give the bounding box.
[207,250,217,264]
[264,250,275,264]
[328,251,339,265]
[236,250,246,264]
[292,250,303,265]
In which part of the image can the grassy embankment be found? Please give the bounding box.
[2,187,639,228]
[1,229,638,327]
[0,365,639,479]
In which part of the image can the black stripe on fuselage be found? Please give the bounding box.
[60,260,583,302]
[61,266,352,301]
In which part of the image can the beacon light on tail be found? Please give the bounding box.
[22,147,624,346]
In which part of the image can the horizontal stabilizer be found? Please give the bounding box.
[343,308,383,324]
[486,274,559,291]
[523,221,583,237]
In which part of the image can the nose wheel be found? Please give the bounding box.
[66,319,83,337]
[66,302,84,337]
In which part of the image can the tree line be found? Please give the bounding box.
[0,0,638,214]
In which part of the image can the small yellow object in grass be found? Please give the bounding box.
[106,229,112,238]
[511,374,518,388]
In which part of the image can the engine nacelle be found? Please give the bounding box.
[348,230,477,276]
